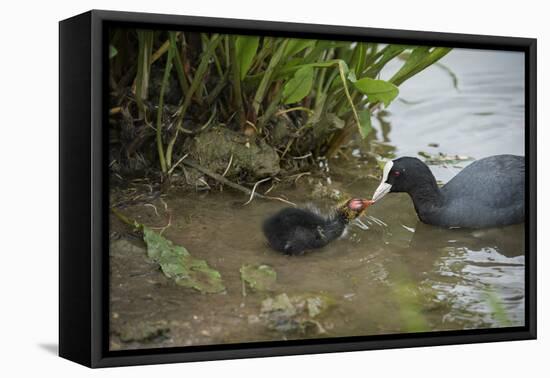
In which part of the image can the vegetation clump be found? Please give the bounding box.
[109,29,451,188]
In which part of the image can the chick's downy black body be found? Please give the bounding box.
[263,208,346,255]
[262,199,372,255]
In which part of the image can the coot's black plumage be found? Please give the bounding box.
[263,198,373,255]
[372,155,524,229]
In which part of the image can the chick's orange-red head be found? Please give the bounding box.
[340,198,374,220]
[347,198,374,211]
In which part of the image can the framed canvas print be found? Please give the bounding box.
[59,10,537,368]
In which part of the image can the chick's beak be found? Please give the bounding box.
[361,199,375,209]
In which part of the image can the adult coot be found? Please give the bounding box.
[263,198,373,255]
[371,155,524,228]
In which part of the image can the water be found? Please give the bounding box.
[377,48,525,182]
[109,48,526,350]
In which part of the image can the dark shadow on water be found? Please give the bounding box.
[38,343,58,355]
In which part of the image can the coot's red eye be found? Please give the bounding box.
[393,170,401,176]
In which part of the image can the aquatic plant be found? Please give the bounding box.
[109,29,451,182]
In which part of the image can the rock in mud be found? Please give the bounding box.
[240,264,277,293]
[260,293,335,334]
[187,127,280,180]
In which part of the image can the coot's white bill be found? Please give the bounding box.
[372,160,393,202]
[372,182,392,202]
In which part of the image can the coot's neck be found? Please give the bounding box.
[322,212,349,241]
[407,172,444,218]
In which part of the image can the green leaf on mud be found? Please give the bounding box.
[142,226,225,294]
[353,77,399,107]
[357,110,372,139]
[282,66,314,104]
[240,264,277,292]
[235,36,260,80]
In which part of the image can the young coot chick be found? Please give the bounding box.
[372,155,524,229]
[263,198,373,255]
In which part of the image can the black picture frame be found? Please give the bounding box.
[59,9,537,368]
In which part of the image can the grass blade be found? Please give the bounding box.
[252,40,289,118]
[155,36,175,174]
[135,30,154,118]
[235,35,260,80]
[390,47,452,86]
